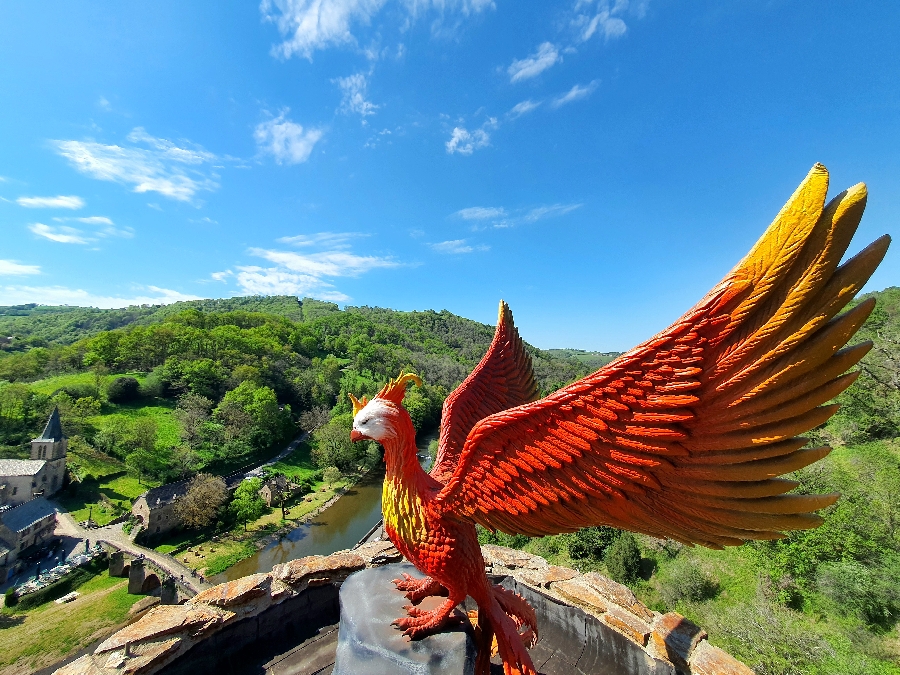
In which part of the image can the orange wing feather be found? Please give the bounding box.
[430,301,539,484]
[435,164,891,548]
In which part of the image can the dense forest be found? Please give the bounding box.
[0,296,594,481]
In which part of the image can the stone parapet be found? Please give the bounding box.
[53,542,752,675]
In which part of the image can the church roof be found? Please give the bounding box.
[1,497,56,533]
[0,459,45,477]
[34,406,66,442]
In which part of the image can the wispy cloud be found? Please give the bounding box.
[508,42,560,83]
[53,128,221,202]
[0,285,201,308]
[575,0,629,42]
[72,216,113,225]
[455,202,583,228]
[250,248,398,277]
[522,203,583,221]
[446,117,497,155]
[455,206,506,220]
[232,267,350,302]
[211,231,401,302]
[38,216,134,242]
[0,260,41,276]
[508,99,541,118]
[29,223,89,244]
[335,72,379,117]
[429,239,489,254]
[277,232,359,248]
[261,0,494,60]
[17,195,85,209]
[551,80,600,108]
[255,110,324,165]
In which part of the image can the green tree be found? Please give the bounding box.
[230,477,267,530]
[311,416,359,471]
[107,376,140,403]
[175,473,228,529]
[323,466,342,485]
[605,532,641,584]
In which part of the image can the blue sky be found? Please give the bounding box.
[1,1,898,351]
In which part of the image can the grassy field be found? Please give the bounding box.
[55,469,158,526]
[0,572,138,675]
[26,371,107,396]
[267,442,319,482]
[87,400,181,448]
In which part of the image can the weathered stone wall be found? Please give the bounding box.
[53,542,751,675]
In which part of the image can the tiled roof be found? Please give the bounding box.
[0,497,56,533]
[0,459,45,477]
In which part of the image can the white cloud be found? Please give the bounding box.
[454,202,583,228]
[429,239,489,254]
[574,0,633,42]
[262,0,493,59]
[277,232,358,248]
[98,96,111,110]
[507,42,560,83]
[508,99,541,118]
[455,206,506,220]
[0,285,201,308]
[0,260,41,276]
[49,216,134,240]
[551,80,600,108]
[250,248,398,277]
[17,195,85,209]
[73,216,113,225]
[211,270,233,282]
[233,266,350,302]
[254,111,324,165]
[446,117,497,155]
[523,202,583,221]
[53,128,220,202]
[335,73,379,117]
[29,223,89,244]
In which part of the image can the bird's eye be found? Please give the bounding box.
[361,418,371,425]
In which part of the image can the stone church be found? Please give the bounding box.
[0,407,68,508]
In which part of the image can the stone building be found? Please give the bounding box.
[0,496,57,582]
[0,407,68,508]
[132,473,244,538]
[259,474,291,508]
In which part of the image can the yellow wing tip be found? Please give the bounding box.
[498,299,511,325]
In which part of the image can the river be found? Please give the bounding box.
[211,430,437,583]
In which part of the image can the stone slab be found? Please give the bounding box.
[333,563,476,675]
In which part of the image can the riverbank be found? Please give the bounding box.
[159,469,367,578]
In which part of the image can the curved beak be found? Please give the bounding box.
[350,429,370,442]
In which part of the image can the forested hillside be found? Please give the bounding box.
[0,296,592,481]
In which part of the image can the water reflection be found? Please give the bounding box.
[211,431,436,583]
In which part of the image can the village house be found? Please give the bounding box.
[259,474,293,507]
[0,407,68,508]
[0,497,57,583]
[132,472,244,538]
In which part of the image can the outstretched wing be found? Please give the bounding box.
[430,301,540,484]
[435,164,891,547]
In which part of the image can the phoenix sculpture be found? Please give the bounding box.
[348,164,890,675]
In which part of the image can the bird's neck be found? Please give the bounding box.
[382,413,426,483]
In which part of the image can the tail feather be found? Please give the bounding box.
[492,584,538,648]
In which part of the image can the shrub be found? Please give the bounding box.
[605,532,641,584]
[817,558,900,626]
[323,466,342,485]
[4,587,17,607]
[476,525,531,550]
[658,557,719,606]
[567,526,620,560]
[107,376,140,403]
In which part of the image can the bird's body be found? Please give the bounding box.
[350,165,891,675]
